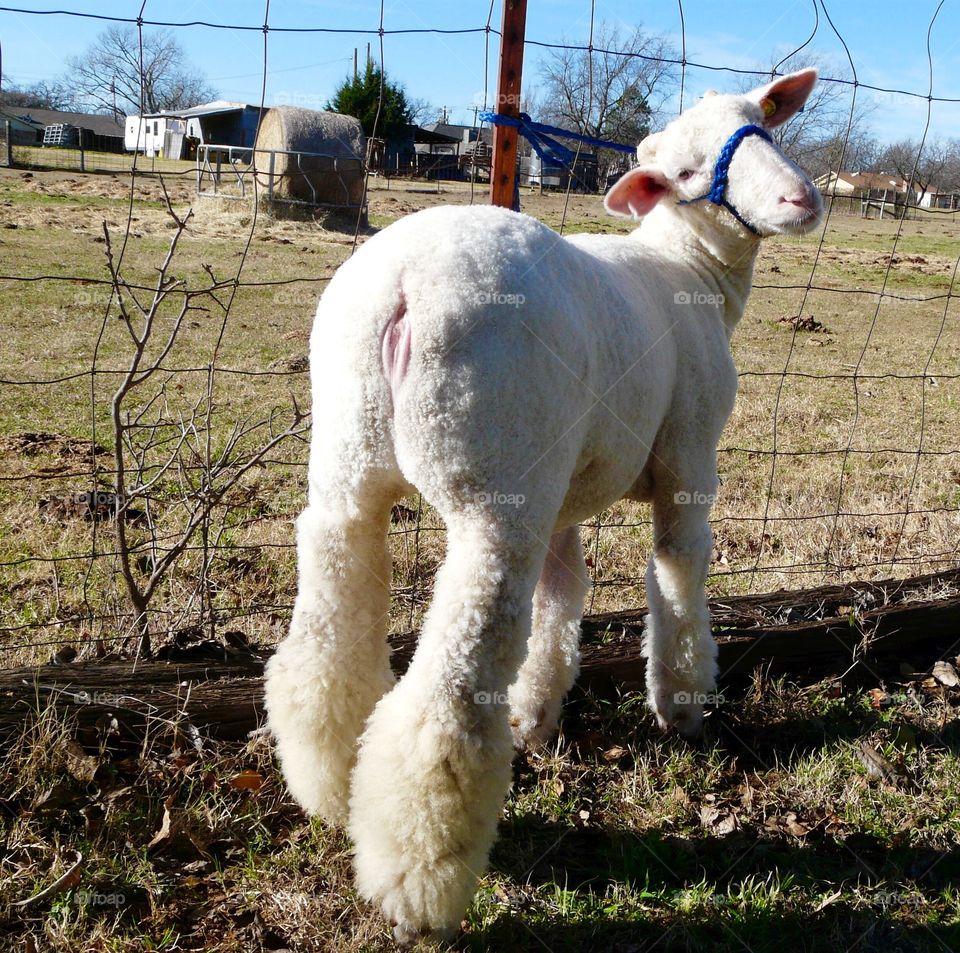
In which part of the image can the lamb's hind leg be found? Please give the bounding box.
[349,514,549,942]
[264,480,396,825]
[509,524,588,750]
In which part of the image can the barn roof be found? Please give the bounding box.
[134,101,261,120]
[421,121,493,144]
[818,170,910,192]
[177,101,260,118]
[0,107,123,139]
[413,125,460,144]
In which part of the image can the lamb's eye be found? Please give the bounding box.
[677,169,695,181]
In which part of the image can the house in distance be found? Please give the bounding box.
[125,101,263,159]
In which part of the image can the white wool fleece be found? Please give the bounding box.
[264,68,823,944]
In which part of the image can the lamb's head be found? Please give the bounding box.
[605,69,822,238]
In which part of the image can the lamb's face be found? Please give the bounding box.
[605,68,823,238]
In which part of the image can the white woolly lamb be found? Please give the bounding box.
[265,69,823,943]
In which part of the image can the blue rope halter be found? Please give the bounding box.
[676,124,773,235]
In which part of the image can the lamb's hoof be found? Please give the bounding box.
[654,707,703,739]
[650,692,705,739]
[509,705,556,752]
[510,708,557,752]
[392,921,458,947]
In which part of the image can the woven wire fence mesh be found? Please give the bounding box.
[0,1,958,666]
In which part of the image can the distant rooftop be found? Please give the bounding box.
[0,106,123,138]
[133,101,260,120]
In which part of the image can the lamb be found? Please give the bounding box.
[264,69,823,943]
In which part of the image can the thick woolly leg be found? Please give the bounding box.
[509,524,588,750]
[264,493,395,825]
[348,519,546,942]
[642,480,717,737]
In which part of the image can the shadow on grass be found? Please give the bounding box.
[467,903,960,953]
[468,678,960,952]
[480,819,960,952]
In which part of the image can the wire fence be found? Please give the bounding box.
[0,1,958,665]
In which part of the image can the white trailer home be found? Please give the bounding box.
[124,115,186,157]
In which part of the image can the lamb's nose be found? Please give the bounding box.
[779,192,815,211]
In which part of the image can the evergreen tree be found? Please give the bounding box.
[328,62,413,144]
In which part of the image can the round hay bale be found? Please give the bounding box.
[254,106,365,208]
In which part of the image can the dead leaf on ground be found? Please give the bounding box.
[932,660,959,688]
[764,812,811,838]
[63,740,101,784]
[857,741,904,786]
[147,795,175,851]
[33,782,77,812]
[12,850,83,907]
[867,688,892,709]
[814,889,844,912]
[670,785,691,808]
[228,770,265,791]
[700,803,738,835]
[601,745,627,763]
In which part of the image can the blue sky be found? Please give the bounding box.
[2,0,959,143]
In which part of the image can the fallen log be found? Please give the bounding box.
[1,570,957,742]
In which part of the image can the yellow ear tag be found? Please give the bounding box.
[760,97,777,119]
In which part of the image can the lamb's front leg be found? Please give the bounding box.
[643,477,718,738]
[349,520,545,943]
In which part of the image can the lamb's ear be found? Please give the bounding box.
[604,166,671,219]
[748,68,818,128]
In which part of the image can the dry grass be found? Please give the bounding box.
[0,167,957,662]
[2,665,959,951]
[1,164,959,949]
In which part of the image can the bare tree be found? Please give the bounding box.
[0,74,74,110]
[737,52,876,179]
[808,128,880,181]
[873,137,960,202]
[535,21,678,180]
[407,97,437,127]
[102,184,308,658]
[65,26,216,120]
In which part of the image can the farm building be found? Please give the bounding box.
[915,185,960,209]
[0,107,124,151]
[411,122,493,180]
[815,170,959,212]
[816,170,910,201]
[125,102,264,159]
[520,151,599,192]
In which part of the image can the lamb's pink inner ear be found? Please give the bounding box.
[757,68,817,128]
[604,167,671,219]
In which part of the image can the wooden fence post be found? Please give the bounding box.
[489,0,528,209]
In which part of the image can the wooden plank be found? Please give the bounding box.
[1,572,958,742]
[580,594,960,685]
[489,0,527,209]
